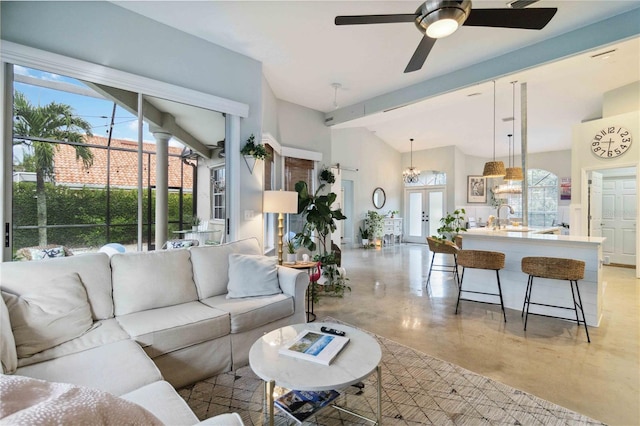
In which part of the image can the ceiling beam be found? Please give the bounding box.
[325,7,640,127]
[86,82,212,158]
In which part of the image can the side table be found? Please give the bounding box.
[283,261,319,322]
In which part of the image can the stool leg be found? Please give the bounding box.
[453,255,460,288]
[522,275,532,318]
[496,270,506,323]
[571,280,591,343]
[426,252,435,288]
[524,276,534,331]
[455,268,465,314]
[569,279,581,326]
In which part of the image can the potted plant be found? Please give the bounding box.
[319,167,336,184]
[240,134,269,174]
[191,217,201,232]
[359,226,370,247]
[365,210,384,245]
[293,180,349,299]
[387,210,399,218]
[434,208,467,242]
[285,239,297,263]
[240,134,269,160]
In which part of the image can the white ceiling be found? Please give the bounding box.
[113,1,640,158]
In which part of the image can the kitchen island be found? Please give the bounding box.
[459,227,605,327]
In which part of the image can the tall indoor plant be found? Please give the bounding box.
[293,181,349,298]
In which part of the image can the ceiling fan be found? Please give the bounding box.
[335,0,557,73]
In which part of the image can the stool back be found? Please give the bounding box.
[521,257,585,281]
[426,237,459,255]
[458,250,505,270]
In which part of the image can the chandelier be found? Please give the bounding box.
[403,138,421,183]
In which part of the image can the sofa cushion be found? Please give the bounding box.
[201,294,294,334]
[16,339,163,396]
[0,253,113,320]
[0,375,163,425]
[227,254,281,299]
[2,273,94,358]
[0,294,17,374]
[121,380,199,425]
[111,249,198,316]
[17,318,130,368]
[116,301,230,358]
[190,238,262,299]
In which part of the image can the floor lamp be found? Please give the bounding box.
[263,190,299,265]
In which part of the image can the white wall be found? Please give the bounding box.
[331,128,402,238]
[603,81,640,117]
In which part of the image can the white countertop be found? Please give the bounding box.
[463,227,606,245]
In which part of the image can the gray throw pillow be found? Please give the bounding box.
[2,273,93,358]
[226,254,281,298]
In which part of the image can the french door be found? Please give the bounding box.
[404,187,445,244]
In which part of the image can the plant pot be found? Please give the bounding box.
[362,238,369,247]
[286,253,297,263]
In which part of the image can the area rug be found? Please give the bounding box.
[178,318,604,425]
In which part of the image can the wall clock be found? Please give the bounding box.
[590,126,632,159]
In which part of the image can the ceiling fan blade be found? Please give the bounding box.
[404,36,437,73]
[335,14,416,26]
[463,8,557,30]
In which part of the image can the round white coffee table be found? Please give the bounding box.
[249,322,382,425]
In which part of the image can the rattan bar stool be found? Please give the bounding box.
[426,237,459,288]
[456,250,507,322]
[521,257,590,343]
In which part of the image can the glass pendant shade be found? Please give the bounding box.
[403,138,421,183]
[482,161,506,178]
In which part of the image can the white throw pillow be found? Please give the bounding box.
[2,273,93,358]
[0,295,17,374]
[226,254,281,299]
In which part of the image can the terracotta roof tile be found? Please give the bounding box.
[54,135,194,189]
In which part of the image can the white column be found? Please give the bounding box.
[151,128,171,250]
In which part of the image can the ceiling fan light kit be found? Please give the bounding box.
[416,0,471,38]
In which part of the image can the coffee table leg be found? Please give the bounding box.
[264,379,275,426]
[376,365,382,425]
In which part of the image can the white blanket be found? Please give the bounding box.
[0,375,163,425]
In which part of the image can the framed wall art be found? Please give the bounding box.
[467,176,487,203]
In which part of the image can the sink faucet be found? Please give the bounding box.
[495,203,515,230]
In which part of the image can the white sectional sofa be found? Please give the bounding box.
[0,238,309,424]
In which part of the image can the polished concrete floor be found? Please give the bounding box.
[314,243,639,425]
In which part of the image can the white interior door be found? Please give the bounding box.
[602,176,636,265]
[404,188,444,243]
[588,171,603,237]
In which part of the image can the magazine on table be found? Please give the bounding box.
[278,329,349,365]
[274,389,340,423]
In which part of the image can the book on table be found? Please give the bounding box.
[278,329,349,365]
[274,389,340,423]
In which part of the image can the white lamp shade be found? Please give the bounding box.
[263,190,298,214]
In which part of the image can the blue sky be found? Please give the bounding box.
[14,65,162,143]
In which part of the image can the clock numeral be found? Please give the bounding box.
[620,131,629,137]
[594,134,602,142]
[608,151,613,157]
[600,129,607,136]
[620,145,627,150]
[592,142,600,147]
[608,127,615,133]
[615,149,621,155]
[593,146,602,152]
[622,137,631,143]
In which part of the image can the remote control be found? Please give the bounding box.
[321,326,346,336]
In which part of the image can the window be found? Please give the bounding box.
[505,168,558,227]
[284,157,314,241]
[210,167,225,220]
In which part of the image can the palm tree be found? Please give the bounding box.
[13,91,94,246]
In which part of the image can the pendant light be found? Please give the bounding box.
[504,81,523,181]
[482,80,506,178]
[402,138,420,183]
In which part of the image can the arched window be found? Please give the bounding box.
[505,169,558,227]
